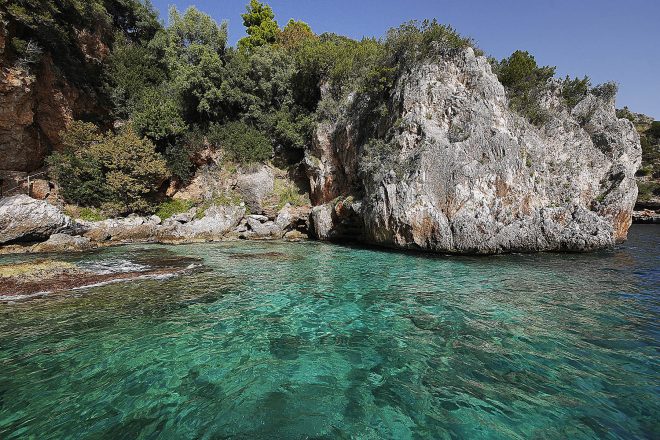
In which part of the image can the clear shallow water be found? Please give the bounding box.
[0,226,658,439]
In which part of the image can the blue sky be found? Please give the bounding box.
[151,0,659,119]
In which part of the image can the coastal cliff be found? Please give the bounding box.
[0,3,646,255]
[306,48,641,253]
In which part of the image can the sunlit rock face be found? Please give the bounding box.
[306,48,641,253]
[0,20,108,173]
[0,195,71,244]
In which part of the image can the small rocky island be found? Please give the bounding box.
[0,0,653,257]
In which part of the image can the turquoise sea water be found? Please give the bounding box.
[0,226,658,439]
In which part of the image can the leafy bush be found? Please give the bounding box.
[90,126,169,213]
[637,181,660,202]
[591,82,618,102]
[385,19,479,67]
[208,122,272,163]
[561,75,591,109]
[78,207,105,222]
[647,121,660,139]
[48,121,168,214]
[492,50,555,125]
[155,199,193,220]
[47,122,108,207]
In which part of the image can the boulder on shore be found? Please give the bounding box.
[0,195,71,244]
[32,233,95,253]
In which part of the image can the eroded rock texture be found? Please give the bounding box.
[305,48,641,254]
[0,26,107,173]
[0,195,71,244]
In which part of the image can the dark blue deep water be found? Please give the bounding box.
[0,225,658,439]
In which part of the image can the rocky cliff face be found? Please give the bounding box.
[0,26,107,173]
[305,48,642,254]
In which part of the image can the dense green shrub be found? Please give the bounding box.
[637,181,660,202]
[385,19,479,67]
[208,122,272,163]
[48,121,168,214]
[47,122,109,207]
[561,75,591,109]
[155,199,193,220]
[492,50,555,125]
[591,82,618,102]
[78,207,106,222]
[647,121,660,139]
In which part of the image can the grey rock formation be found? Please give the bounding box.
[170,209,196,224]
[246,217,283,238]
[236,166,274,214]
[0,195,71,243]
[306,48,642,254]
[81,206,246,243]
[275,204,294,230]
[176,206,245,240]
[32,233,95,253]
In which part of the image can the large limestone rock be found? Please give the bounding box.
[32,233,95,253]
[306,48,642,254]
[176,206,246,240]
[0,195,71,243]
[236,166,274,214]
[0,21,108,173]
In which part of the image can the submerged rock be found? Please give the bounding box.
[306,48,642,254]
[0,195,71,244]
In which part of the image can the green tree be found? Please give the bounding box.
[237,0,280,51]
[493,50,556,125]
[104,33,167,118]
[156,6,228,123]
[90,126,168,213]
[278,19,315,50]
[132,86,187,144]
[48,122,168,214]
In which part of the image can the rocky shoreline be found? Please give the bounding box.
[1,191,657,257]
[0,195,311,255]
[632,209,660,224]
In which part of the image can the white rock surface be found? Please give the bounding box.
[0,195,71,243]
[306,48,641,253]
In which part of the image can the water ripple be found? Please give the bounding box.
[0,225,658,439]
